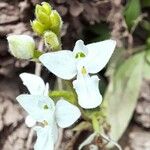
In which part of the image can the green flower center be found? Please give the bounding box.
[75,52,85,59]
[43,104,49,110]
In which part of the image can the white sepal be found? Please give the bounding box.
[85,40,116,73]
[39,51,77,80]
[20,73,46,95]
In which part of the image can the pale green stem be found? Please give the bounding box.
[100,133,122,150]
[92,116,100,134]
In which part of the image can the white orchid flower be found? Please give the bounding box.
[17,73,81,150]
[17,95,80,150]
[39,40,116,108]
[39,39,116,80]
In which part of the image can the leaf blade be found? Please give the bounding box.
[104,52,145,147]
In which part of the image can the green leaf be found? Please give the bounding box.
[140,20,150,32]
[145,49,150,63]
[143,51,150,79]
[106,48,125,78]
[104,52,145,148]
[143,60,150,79]
[88,23,109,35]
[85,23,110,42]
[141,0,150,8]
[124,0,141,30]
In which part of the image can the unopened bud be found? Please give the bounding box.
[32,2,62,36]
[35,2,52,27]
[31,20,45,35]
[44,31,61,51]
[7,35,35,59]
[36,9,50,25]
[50,10,62,35]
[41,2,52,15]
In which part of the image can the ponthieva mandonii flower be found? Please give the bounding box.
[39,40,116,108]
[17,73,81,150]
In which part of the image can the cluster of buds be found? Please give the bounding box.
[7,2,63,60]
[31,2,62,51]
[31,2,62,36]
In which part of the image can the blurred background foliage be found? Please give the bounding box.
[82,0,150,148]
[0,0,150,149]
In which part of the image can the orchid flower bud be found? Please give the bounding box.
[41,2,52,15]
[50,10,62,35]
[31,2,62,36]
[35,2,52,17]
[44,31,61,51]
[7,35,35,59]
[31,20,45,35]
[35,2,52,28]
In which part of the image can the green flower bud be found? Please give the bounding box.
[37,9,50,25]
[7,35,35,59]
[32,2,63,36]
[35,2,52,27]
[41,2,52,15]
[35,5,42,17]
[31,20,45,35]
[44,31,61,51]
[50,10,62,35]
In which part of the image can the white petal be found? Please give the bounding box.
[73,75,102,109]
[16,94,55,123]
[34,126,55,150]
[39,51,77,80]
[20,73,46,95]
[55,99,81,128]
[85,40,116,73]
[25,115,36,127]
[73,40,88,57]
